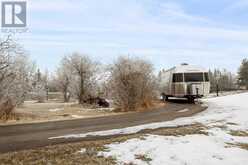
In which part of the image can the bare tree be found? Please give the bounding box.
[55,57,73,102]
[0,36,16,94]
[94,65,111,98]
[209,69,237,92]
[10,53,36,104]
[110,56,156,111]
[0,36,35,119]
[31,69,48,103]
[63,53,98,104]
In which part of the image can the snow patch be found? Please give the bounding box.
[78,148,87,154]
[178,108,189,113]
[49,119,192,139]
[100,134,248,165]
[49,108,64,112]
[71,115,83,118]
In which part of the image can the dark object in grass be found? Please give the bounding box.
[84,96,110,108]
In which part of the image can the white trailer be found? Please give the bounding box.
[159,64,210,102]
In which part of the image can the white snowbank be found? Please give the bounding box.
[199,92,248,130]
[100,134,248,165]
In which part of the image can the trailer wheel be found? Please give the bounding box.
[161,93,168,102]
[187,97,195,103]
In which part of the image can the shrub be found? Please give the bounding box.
[110,56,156,111]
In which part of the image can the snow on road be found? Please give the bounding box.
[97,93,248,165]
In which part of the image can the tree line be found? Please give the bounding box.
[0,36,156,118]
[208,60,248,92]
[1,36,248,118]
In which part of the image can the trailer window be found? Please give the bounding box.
[184,73,204,82]
[204,73,209,82]
[173,73,183,82]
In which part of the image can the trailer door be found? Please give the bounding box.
[172,73,184,96]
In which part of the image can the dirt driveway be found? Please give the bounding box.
[0,102,206,153]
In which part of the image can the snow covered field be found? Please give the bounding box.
[97,93,248,165]
[100,134,248,165]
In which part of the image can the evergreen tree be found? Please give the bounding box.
[238,58,248,89]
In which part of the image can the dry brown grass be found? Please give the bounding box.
[235,143,248,150]
[140,123,208,136]
[226,143,248,151]
[0,100,15,121]
[114,100,165,113]
[0,101,121,125]
[0,141,116,165]
[0,112,16,121]
[135,154,152,163]
[0,112,36,122]
[18,99,163,119]
[137,100,165,112]
[0,123,207,165]
[229,130,248,137]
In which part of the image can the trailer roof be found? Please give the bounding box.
[174,65,208,73]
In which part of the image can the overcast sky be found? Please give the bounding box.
[5,0,248,73]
